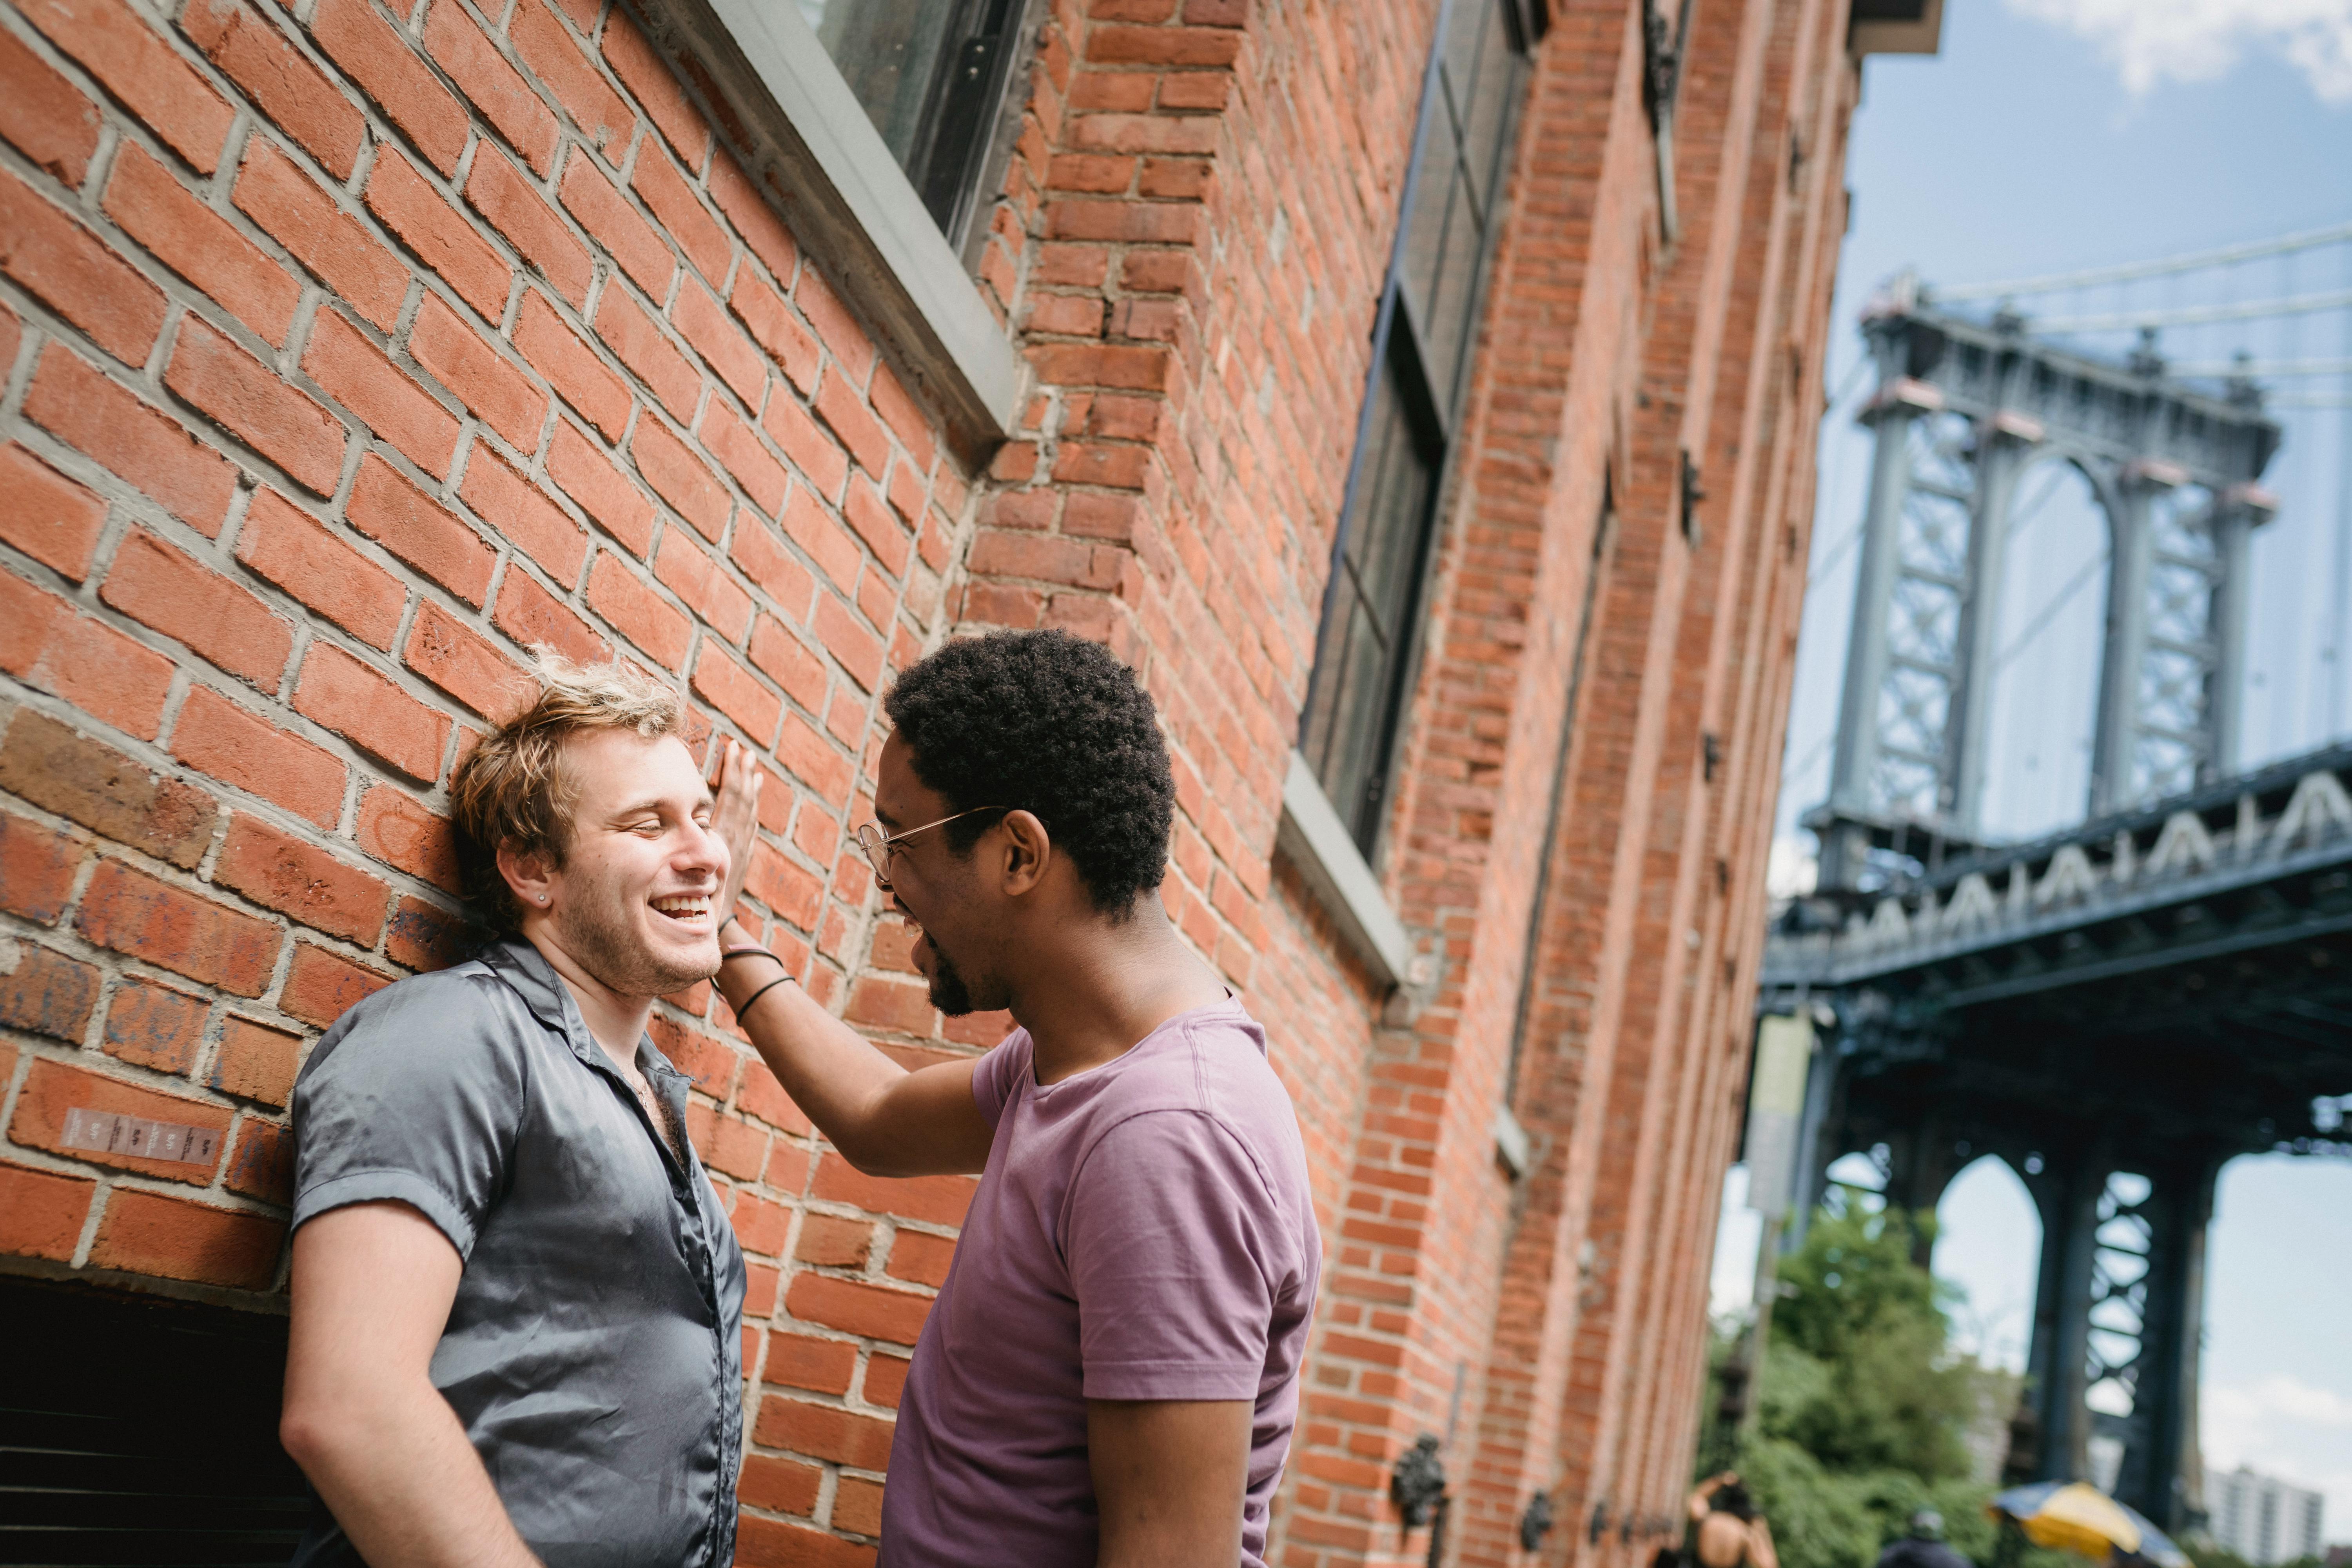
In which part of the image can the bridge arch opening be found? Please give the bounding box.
[1980,456,2112,840]
[1933,1154,2041,1375]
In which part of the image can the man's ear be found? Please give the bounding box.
[496,842,556,913]
[996,810,1052,897]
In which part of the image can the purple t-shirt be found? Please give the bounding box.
[877,999,1321,1566]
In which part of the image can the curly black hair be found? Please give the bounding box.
[883,629,1172,918]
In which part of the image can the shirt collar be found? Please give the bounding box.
[479,936,693,1091]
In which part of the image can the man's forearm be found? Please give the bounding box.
[284,1380,537,1568]
[714,920,915,1169]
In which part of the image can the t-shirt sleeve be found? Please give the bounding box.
[1066,1110,1288,1402]
[288,973,526,1259]
[968,1031,1030,1131]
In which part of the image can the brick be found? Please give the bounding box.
[102,974,207,1073]
[76,859,280,995]
[833,1475,883,1536]
[742,843,820,931]
[631,144,728,285]
[735,1517,876,1568]
[365,152,512,318]
[180,0,364,180]
[490,565,603,664]
[812,594,883,692]
[764,396,848,505]
[514,290,630,441]
[674,278,764,406]
[747,615,825,713]
[0,165,167,366]
[20,0,234,173]
[0,811,85,922]
[761,1330,855,1394]
[235,488,405,650]
[356,784,461,892]
[233,138,409,332]
[166,316,345,495]
[773,712,851,807]
[302,307,461,479]
[385,893,471,971]
[883,1229,955,1288]
[586,552,690,670]
[169,684,345,828]
[0,1162,96,1261]
[812,368,890,478]
[506,0,632,158]
[598,11,707,169]
[0,711,215,869]
[223,1115,293,1203]
[310,0,468,174]
[14,1056,233,1188]
[862,1353,911,1410]
[410,295,548,453]
[809,1154,971,1227]
[422,0,557,172]
[458,451,584,584]
[0,25,99,187]
[737,1454,820,1519]
[730,271,818,394]
[347,453,495,606]
[0,939,100,1042]
[866,365,935,475]
[294,643,450,783]
[842,477,910,577]
[279,940,391,1027]
[710,157,794,281]
[691,642,779,745]
[101,528,293,688]
[15,601,178,739]
[792,266,871,383]
[750,1396,894,1470]
[732,520,817,619]
[630,416,728,540]
[88,1188,283,1288]
[594,286,698,421]
[405,597,529,720]
[559,153,673,298]
[464,146,592,309]
[653,530,750,639]
[0,440,105,580]
[25,345,240,535]
[215,812,389,944]
[547,418,654,555]
[210,1014,302,1106]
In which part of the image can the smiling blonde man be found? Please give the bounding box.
[280,657,760,1568]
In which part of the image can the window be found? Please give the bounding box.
[1299,0,1534,852]
[798,0,1032,251]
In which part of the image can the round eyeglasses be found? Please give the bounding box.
[853,806,1014,888]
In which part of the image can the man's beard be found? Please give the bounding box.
[922,932,977,1016]
[561,883,717,998]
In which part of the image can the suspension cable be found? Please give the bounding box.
[1936,220,2352,301]
[2033,288,2352,335]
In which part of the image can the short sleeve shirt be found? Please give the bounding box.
[877,999,1321,1567]
[287,937,746,1568]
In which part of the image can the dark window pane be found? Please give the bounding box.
[802,0,1026,241]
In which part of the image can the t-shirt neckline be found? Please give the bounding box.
[1027,991,1244,1093]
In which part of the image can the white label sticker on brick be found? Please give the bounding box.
[61,1106,220,1165]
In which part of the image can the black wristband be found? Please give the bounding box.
[719,945,780,965]
[733,974,794,1021]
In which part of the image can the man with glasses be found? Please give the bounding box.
[711,628,1321,1568]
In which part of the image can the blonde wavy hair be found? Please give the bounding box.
[448,653,685,932]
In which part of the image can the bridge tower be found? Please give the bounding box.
[1813,274,2281,893]
[1777,281,2301,1534]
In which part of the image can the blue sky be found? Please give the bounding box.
[1715,0,2352,1539]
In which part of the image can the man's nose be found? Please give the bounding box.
[679,818,727,880]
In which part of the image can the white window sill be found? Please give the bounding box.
[1275,751,1415,992]
[654,0,1022,457]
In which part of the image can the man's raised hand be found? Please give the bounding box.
[707,736,763,928]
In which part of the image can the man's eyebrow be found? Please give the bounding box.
[873,803,902,830]
[606,789,711,821]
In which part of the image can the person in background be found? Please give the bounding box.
[1691,1471,1781,1568]
[1877,1510,1975,1568]
[708,629,1322,1568]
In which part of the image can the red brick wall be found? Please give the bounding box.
[0,0,1856,1562]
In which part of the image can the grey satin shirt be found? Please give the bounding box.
[288,937,746,1568]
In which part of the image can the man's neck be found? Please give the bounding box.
[1006,901,1229,1086]
[520,923,658,1077]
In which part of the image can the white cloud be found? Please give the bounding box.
[2004,0,2352,102]
[2204,1376,2352,1540]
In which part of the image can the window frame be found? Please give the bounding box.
[650,0,1027,457]
[1298,0,1537,858]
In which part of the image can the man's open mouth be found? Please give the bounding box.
[651,895,711,924]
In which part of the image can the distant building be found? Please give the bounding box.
[2209,1467,2325,1564]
